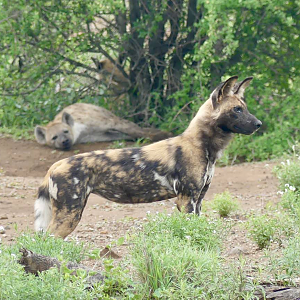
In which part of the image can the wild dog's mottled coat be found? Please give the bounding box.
[34,76,262,238]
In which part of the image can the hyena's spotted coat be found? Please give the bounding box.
[35,76,262,238]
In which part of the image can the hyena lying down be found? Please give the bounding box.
[34,76,262,238]
[34,103,171,150]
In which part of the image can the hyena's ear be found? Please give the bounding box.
[92,57,106,70]
[211,76,238,108]
[234,77,253,99]
[62,112,74,127]
[34,126,47,145]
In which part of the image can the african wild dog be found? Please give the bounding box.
[34,103,171,150]
[34,76,262,238]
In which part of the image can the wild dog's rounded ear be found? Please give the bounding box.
[234,77,253,99]
[62,112,74,127]
[34,126,47,145]
[211,76,238,109]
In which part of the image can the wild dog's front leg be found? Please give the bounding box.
[175,193,196,214]
[195,183,210,215]
[174,179,210,215]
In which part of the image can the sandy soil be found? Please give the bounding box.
[0,136,281,263]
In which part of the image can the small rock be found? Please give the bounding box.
[227,246,249,256]
[0,226,5,234]
[100,247,121,259]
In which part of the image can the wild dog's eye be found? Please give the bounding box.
[52,135,58,140]
[63,130,69,134]
[233,106,243,113]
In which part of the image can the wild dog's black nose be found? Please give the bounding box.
[255,120,262,129]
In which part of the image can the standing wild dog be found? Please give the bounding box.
[34,76,262,238]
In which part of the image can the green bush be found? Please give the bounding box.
[15,232,87,262]
[211,191,239,218]
[0,232,92,299]
[246,215,277,249]
[130,212,259,299]
[274,155,300,192]
[246,213,296,250]
[140,211,223,251]
[0,232,136,299]
[280,190,300,219]
[269,236,300,284]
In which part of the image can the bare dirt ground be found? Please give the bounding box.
[0,136,281,264]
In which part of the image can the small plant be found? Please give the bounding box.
[134,137,151,147]
[246,212,296,250]
[211,191,239,217]
[274,143,300,191]
[130,212,258,299]
[246,215,277,249]
[269,235,300,284]
[109,140,127,149]
[280,189,300,216]
[141,211,223,251]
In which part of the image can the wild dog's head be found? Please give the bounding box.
[211,76,262,135]
[34,112,74,150]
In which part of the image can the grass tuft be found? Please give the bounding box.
[211,191,239,218]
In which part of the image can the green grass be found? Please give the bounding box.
[3,166,300,300]
[246,211,297,250]
[270,236,300,283]
[130,212,259,299]
[274,143,300,190]
[211,191,239,218]
[0,214,261,300]
[0,126,34,140]
[15,232,87,262]
[0,232,135,299]
[0,232,92,299]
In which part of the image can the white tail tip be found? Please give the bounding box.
[34,197,52,232]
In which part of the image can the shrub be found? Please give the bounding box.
[246,215,277,249]
[246,213,296,250]
[130,212,259,299]
[280,189,300,220]
[274,143,300,191]
[211,191,239,218]
[269,236,300,284]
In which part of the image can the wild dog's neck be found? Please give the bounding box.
[183,100,233,161]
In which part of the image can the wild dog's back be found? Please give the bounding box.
[34,75,262,238]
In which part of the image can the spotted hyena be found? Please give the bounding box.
[34,76,262,238]
[34,103,171,150]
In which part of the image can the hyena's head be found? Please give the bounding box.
[211,76,262,135]
[34,112,74,150]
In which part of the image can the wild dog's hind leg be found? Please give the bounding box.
[47,196,88,239]
[47,174,91,238]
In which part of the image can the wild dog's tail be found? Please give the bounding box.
[34,177,52,232]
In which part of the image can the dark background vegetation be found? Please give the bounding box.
[0,0,299,163]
